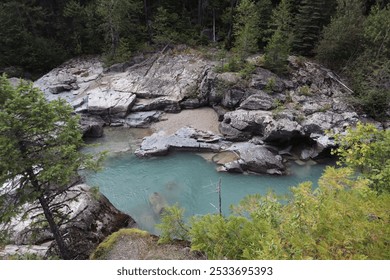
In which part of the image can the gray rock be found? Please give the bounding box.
[135,127,222,157]
[180,98,201,109]
[239,91,275,110]
[0,184,133,259]
[249,68,286,93]
[212,105,229,121]
[221,88,251,109]
[132,97,181,113]
[0,244,51,259]
[80,115,105,138]
[226,142,285,175]
[223,160,244,173]
[124,111,162,127]
[87,89,136,117]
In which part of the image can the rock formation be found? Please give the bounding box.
[33,48,371,163]
[0,184,134,259]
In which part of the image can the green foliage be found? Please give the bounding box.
[333,122,390,193]
[292,0,336,56]
[0,75,100,259]
[264,77,277,94]
[269,0,294,34]
[90,228,149,260]
[233,0,260,59]
[156,204,189,244]
[264,0,292,74]
[264,28,290,74]
[239,62,256,79]
[0,1,67,75]
[97,0,145,64]
[348,4,390,119]
[255,0,274,48]
[299,85,311,96]
[189,168,390,259]
[316,0,365,70]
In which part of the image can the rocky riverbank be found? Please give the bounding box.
[33,46,383,171]
[4,45,383,259]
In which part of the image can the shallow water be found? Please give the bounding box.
[84,148,330,234]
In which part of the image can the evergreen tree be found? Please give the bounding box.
[0,0,67,75]
[316,0,365,70]
[292,0,336,56]
[233,0,260,59]
[264,0,292,74]
[96,0,145,64]
[0,76,98,259]
[264,27,291,74]
[256,0,274,48]
[348,3,390,118]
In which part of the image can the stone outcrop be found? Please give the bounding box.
[224,142,285,175]
[0,184,134,259]
[135,126,223,157]
[215,56,362,159]
[136,126,286,175]
[33,48,217,137]
[33,48,375,160]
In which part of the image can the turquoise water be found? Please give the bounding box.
[84,151,329,234]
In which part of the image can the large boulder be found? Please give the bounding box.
[224,142,285,175]
[0,184,134,259]
[124,111,163,128]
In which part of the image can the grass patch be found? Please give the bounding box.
[90,228,148,260]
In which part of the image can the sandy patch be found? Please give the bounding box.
[151,108,220,135]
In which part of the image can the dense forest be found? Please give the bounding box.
[0,0,389,118]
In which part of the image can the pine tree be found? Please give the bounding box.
[264,0,293,74]
[292,0,336,56]
[233,0,260,59]
[0,76,98,259]
[256,0,274,48]
[316,0,365,70]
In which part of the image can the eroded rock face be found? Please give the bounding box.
[216,56,362,158]
[33,49,370,158]
[0,184,134,259]
[34,49,214,121]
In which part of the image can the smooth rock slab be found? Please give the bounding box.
[87,89,136,117]
[135,127,222,157]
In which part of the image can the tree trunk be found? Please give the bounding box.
[213,8,216,42]
[38,194,70,260]
[226,0,237,49]
[198,0,203,26]
[26,168,70,260]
